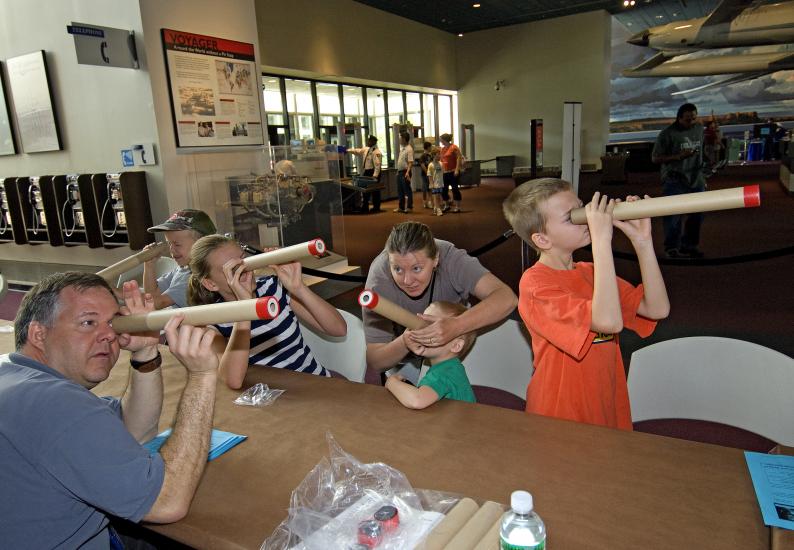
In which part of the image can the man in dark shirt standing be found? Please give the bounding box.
[652,103,706,258]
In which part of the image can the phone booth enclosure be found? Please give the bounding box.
[14,176,63,246]
[51,174,103,248]
[91,171,154,250]
[0,177,21,244]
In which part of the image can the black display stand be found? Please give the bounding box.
[14,176,63,246]
[0,177,22,244]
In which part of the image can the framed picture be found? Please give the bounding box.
[161,28,265,148]
[0,62,17,156]
[5,50,62,153]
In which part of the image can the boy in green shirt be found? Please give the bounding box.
[385,301,476,409]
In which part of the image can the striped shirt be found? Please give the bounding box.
[213,276,328,377]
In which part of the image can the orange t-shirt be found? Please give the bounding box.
[441,144,461,172]
[518,262,656,430]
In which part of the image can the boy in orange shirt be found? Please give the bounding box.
[502,179,669,429]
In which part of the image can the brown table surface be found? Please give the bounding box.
[0,324,779,549]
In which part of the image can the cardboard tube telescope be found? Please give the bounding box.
[569,185,761,225]
[97,242,170,283]
[112,296,280,333]
[242,239,325,271]
[358,289,428,330]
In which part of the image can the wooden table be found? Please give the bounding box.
[0,323,778,549]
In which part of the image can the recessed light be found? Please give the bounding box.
[473,3,481,7]
[458,33,464,37]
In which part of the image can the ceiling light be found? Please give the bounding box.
[458,33,464,37]
[473,3,481,7]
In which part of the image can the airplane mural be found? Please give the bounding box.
[623,0,794,95]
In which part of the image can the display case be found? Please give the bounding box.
[207,144,347,271]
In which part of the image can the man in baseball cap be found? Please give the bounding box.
[144,209,217,309]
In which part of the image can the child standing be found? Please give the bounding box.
[419,141,433,209]
[502,178,669,430]
[426,147,445,217]
[385,301,477,409]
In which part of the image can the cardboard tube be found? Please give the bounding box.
[418,498,479,550]
[443,501,505,550]
[242,239,325,271]
[569,185,761,224]
[112,296,280,333]
[471,515,504,550]
[358,289,428,330]
[97,242,170,283]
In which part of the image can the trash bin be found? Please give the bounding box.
[496,155,516,177]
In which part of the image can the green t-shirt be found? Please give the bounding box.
[652,122,705,189]
[418,358,476,403]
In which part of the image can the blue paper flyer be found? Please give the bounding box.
[144,428,247,462]
[745,451,794,530]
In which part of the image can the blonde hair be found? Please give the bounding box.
[386,221,438,259]
[429,301,476,358]
[187,234,239,305]
[502,178,572,255]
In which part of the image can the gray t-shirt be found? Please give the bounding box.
[652,121,705,189]
[0,353,165,549]
[157,265,191,308]
[363,239,489,343]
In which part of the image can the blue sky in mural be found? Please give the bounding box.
[610,1,794,123]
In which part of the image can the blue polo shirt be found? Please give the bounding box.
[0,353,165,549]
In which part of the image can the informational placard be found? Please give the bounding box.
[161,28,264,148]
[5,51,62,153]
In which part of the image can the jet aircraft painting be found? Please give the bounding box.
[623,0,794,94]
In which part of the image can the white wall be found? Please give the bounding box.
[0,0,267,279]
[0,0,161,268]
[456,11,611,169]
[255,0,457,91]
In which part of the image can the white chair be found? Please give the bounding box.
[117,256,179,287]
[628,336,794,446]
[299,309,367,383]
[419,318,534,400]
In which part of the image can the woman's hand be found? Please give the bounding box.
[270,261,304,294]
[613,195,652,244]
[222,258,254,301]
[402,329,427,356]
[410,313,459,347]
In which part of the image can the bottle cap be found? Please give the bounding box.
[511,490,534,514]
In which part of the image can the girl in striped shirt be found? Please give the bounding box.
[187,235,347,388]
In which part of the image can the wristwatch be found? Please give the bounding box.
[130,351,162,373]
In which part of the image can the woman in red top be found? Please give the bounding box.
[440,133,463,213]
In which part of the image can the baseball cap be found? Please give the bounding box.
[147,209,216,235]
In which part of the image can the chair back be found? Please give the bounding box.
[299,309,367,383]
[628,336,794,446]
[420,318,533,402]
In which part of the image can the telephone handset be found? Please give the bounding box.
[101,175,126,238]
[28,178,46,235]
[62,176,85,237]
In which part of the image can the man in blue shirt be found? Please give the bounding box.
[0,272,219,548]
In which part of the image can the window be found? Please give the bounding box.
[406,92,421,139]
[284,79,315,140]
[438,94,452,137]
[316,82,341,144]
[366,88,387,167]
[423,93,436,144]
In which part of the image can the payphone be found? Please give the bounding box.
[52,174,102,247]
[15,176,63,246]
[0,178,14,243]
[91,171,154,250]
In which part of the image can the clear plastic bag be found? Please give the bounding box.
[234,382,285,407]
[261,432,460,550]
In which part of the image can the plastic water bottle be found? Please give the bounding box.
[499,490,546,550]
